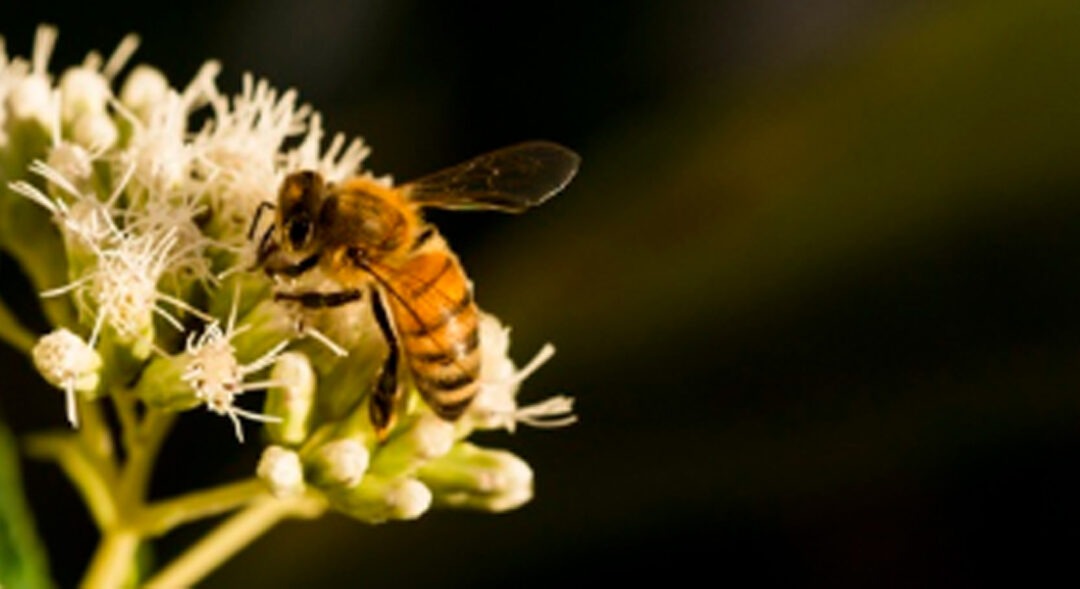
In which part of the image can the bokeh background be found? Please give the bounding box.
[4,0,1080,585]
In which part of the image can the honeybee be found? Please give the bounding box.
[253,141,580,437]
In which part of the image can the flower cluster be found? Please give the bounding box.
[1,23,574,542]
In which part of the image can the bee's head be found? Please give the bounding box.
[252,170,325,277]
[277,170,325,253]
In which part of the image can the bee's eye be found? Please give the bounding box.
[288,217,312,249]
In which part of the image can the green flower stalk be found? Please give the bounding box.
[0,25,576,587]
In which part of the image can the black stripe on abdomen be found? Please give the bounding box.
[409,327,480,365]
[431,393,476,420]
[413,365,477,393]
[412,366,479,421]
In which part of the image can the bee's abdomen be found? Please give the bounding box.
[388,252,480,421]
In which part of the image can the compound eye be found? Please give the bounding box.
[288,217,312,249]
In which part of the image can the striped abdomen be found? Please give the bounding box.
[384,251,480,420]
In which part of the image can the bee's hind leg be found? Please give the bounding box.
[368,286,402,441]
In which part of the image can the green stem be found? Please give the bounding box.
[118,409,175,509]
[81,529,140,589]
[77,397,116,469]
[135,479,266,538]
[74,407,175,587]
[144,493,326,588]
[110,389,140,458]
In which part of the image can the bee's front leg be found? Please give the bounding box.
[247,201,276,240]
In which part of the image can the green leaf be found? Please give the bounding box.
[0,421,54,589]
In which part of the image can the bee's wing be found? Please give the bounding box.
[403,141,580,213]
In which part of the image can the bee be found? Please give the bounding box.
[253,141,580,437]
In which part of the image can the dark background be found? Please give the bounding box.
[4,0,1080,586]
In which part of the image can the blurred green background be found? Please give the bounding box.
[4,0,1080,585]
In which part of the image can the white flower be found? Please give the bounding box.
[0,28,581,555]
[185,72,373,256]
[10,157,119,248]
[14,175,185,351]
[122,86,199,198]
[284,112,373,186]
[116,65,220,284]
[12,159,213,349]
[86,229,184,342]
[467,313,577,432]
[192,73,308,234]
[181,293,288,442]
[32,328,102,427]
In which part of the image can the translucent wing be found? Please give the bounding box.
[403,141,580,213]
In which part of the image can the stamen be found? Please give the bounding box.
[102,33,139,81]
[514,395,578,429]
[302,325,348,357]
[240,340,290,375]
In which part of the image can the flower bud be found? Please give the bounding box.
[119,65,169,122]
[263,352,316,446]
[308,438,369,488]
[6,75,53,130]
[368,413,455,478]
[58,67,110,122]
[437,482,533,513]
[32,328,101,393]
[132,352,200,412]
[32,328,103,426]
[329,475,432,524]
[71,111,118,151]
[257,445,305,499]
[418,443,534,513]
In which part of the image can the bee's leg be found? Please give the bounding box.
[247,201,276,240]
[274,288,363,308]
[252,225,278,269]
[368,286,402,441]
